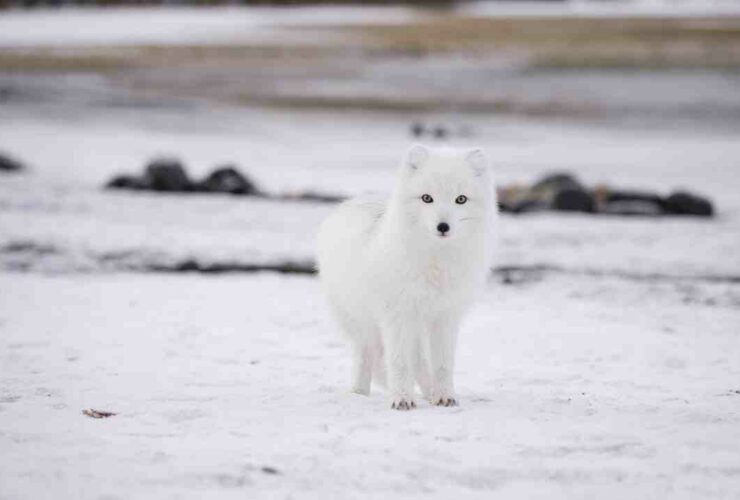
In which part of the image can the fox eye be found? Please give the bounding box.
[455,195,468,205]
[421,194,433,203]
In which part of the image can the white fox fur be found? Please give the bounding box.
[317,145,498,410]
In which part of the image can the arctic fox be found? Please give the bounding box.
[317,145,497,410]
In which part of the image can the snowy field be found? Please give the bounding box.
[0,5,425,48]
[2,101,740,499]
[1,0,739,50]
[1,271,739,499]
[2,104,740,278]
[2,3,740,499]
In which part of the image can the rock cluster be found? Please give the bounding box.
[106,158,259,195]
[105,157,345,203]
[498,173,714,217]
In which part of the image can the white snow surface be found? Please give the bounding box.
[2,2,740,49]
[459,0,740,18]
[0,5,422,48]
[1,272,739,499]
[2,80,740,498]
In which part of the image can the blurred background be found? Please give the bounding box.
[2,0,739,276]
[2,2,740,498]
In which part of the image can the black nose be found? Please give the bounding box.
[437,222,450,234]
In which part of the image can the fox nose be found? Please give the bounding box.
[437,222,450,235]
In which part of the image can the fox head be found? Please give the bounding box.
[393,144,496,243]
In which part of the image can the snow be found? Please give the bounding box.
[0,5,423,48]
[459,0,740,18]
[1,102,739,498]
[1,271,739,499]
[2,2,740,49]
[1,104,739,278]
[2,8,740,494]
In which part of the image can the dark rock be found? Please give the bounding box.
[2,241,57,255]
[496,186,523,213]
[175,259,200,272]
[510,199,550,213]
[602,200,663,216]
[0,152,25,172]
[432,126,448,139]
[278,191,346,204]
[197,165,259,195]
[106,175,147,190]
[499,172,716,218]
[598,189,665,215]
[82,409,117,419]
[605,189,663,206]
[498,180,566,213]
[552,187,595,213]
[143,158,191,192]
[532,172,584,193]
[410,122,425,137]
[531,173,594,212]
[664,191,714,217]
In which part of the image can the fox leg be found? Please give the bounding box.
[428,315,460,407]
[350,340,373,396]
[382,322,418,410]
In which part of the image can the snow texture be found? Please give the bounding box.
[2,102,740,498]
[1,7,740,494]
[1,106,739,279]
[0,5,421,48]
[2,2,740,49]
[1,272,739,499]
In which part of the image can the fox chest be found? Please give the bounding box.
[391,254,477,301]
[421,256,457,290]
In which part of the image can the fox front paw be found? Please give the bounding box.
[390,398,416,411]
[434,397,458,407]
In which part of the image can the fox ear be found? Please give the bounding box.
[466,148,488,177]
[406,144,429,171]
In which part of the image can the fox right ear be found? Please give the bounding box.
[465,148,488,177]
[406,144,429,171]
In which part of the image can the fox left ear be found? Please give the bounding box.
[466,148,488,177]
[406,144,429,171]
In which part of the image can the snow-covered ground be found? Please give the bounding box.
[1,270,739,499]
[461,0,740,18]
[0,5,423,48]
[2,4,740,496]
[2,99,740,498]
[2,1,740,49]
[2,103,739,278]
